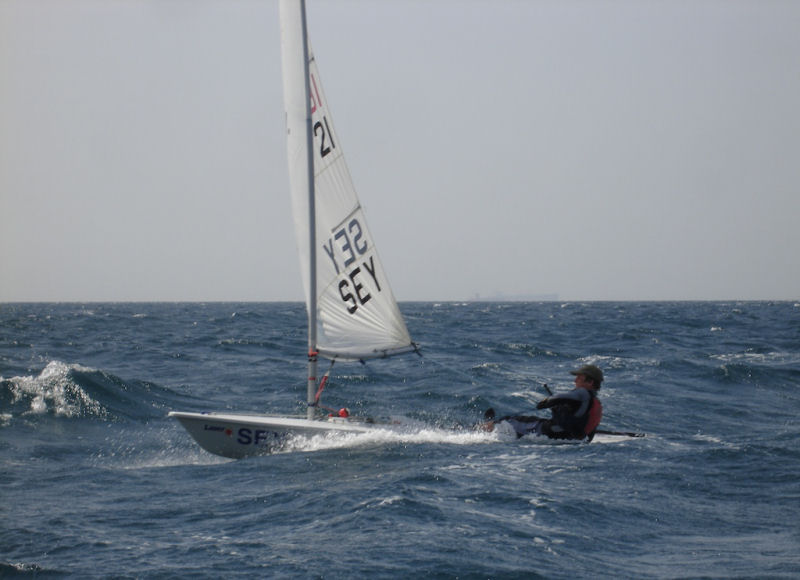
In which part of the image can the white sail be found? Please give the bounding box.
[169,1,417,457]
[280,0,414,361]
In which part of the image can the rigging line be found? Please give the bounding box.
[421,353,484,387]
[312,359,336,406]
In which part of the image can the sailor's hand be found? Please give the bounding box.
[536,398,549,409]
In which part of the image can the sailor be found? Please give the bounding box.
[485,364,604,442]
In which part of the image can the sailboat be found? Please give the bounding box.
[169,0,417,459]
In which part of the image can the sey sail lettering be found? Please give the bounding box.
[323,218,368,274]
[322,217,382,315]
[338,256,381,314]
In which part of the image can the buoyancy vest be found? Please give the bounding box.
[584,395,602,436]
[549,390,602,440]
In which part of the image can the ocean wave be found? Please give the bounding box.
[0,360,181,424]
[1,361,108,420]
[709,350,800,366]
[0,561,58,577]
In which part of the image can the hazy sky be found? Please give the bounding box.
[2,0,799,302]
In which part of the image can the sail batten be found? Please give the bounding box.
[318,344,418,363]
[327,204,361,235]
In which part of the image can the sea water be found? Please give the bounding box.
[2,301,799,578]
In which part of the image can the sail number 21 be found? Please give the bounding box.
[314,117,336,158]
[309,73,336,158]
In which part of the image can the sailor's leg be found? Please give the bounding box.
[505,418,545,438]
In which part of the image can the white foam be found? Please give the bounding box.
[5,360,105,418]
[711,350,800,365]
[280,423,500,453]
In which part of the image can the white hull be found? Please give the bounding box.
[168,411,376,459]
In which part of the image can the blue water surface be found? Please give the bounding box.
[2,301,799,578]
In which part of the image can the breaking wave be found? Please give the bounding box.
[0,360,180,425]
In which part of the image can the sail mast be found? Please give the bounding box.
[298,0,317,420]
[280,0,317,420]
